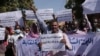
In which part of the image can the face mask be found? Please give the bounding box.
[15,29,21,34]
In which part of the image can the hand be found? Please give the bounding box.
[38,42,42,51]
[30,4,36,13]
[38,42,42,48]
[60,39,66,44]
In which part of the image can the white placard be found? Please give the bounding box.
[40,33,65,51]
[25,10,37,20]
[0,17,15,27]
[0,28,5,40]
[0,11,22,27]
[56,9,72,22]
[37,9,54,20]
[82,0,100,14]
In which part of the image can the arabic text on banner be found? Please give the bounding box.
[40,33,65,51]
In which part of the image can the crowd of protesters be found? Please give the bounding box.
[0,6,100,56]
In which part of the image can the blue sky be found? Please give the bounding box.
[34,0,66,12]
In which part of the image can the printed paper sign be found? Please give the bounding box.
[37,9,54,20]
[0,28,5,40]
[56,9,72,22]
[40,33,65,51]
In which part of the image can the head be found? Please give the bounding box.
[93,19,98,27]
[72,20,79,30]
[25,27,30,33]
[51,20,59,33]
[62,26,67,33]
[82,19,87,27]
[15,25,21,34]
[92,18,98,32]
[31,23,38,33]
[15,25,20,30]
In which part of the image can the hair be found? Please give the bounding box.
[14,25,20,30]
[31,23,38,34]
[50,20,58,25]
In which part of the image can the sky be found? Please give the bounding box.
[34,0,66,12]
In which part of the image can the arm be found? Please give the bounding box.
[30,6,48,34]
[84,14,92,30]
[63,33,72,50]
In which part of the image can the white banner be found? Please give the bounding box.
[82,32,100,56]
[0,11,22,27]
[0,28,5,40]
[56,9,72,22]
[16,38,40,56]
[82,0,100,14]
[37,9,54,20]
[68,33,95,56]
[40,33,65,51]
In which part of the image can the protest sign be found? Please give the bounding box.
[0,18,15,27]
[56,9,72,22]
[25,10,37,21]
[82,32,100,56]
[37,9,54,20]
[68,33,95,55]
[0,11,22,27]
[0,28,5,40]
[40,33,65,51]
[82,0,100,14]
[16,38,40,56]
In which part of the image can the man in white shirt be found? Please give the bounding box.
[39,20,72,56]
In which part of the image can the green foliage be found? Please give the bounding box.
[65,0,85,8]
[18,0,34,9]
[65,0,73,9]
[0,0,34,12]
[65,0,85,24]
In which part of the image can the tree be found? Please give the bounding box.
[18,0,34,10]
[0,0,35,13]
[65,0,85,21]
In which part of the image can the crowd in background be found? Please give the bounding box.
[0,7,100,56]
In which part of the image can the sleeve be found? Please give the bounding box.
[63,33,72,50]
[36,13,48,34]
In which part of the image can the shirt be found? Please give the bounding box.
[8,33,24,45]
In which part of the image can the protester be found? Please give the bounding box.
[27,23,40,38]
[23,27,30,36]
[62,26,68,33]
[7,25,24,47]
[79,19,88,33]
[71,20,87,34]
[39,20,72,56]
[16,23,40,56]
[92,19,98,32]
